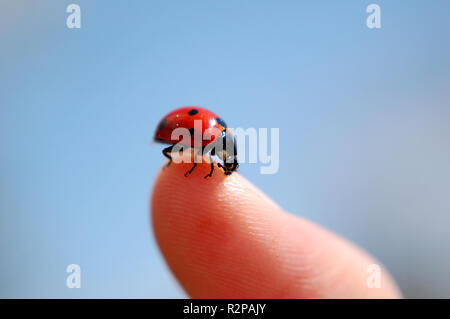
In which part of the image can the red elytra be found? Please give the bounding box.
[154,106,226,147]
[154,106,238,178]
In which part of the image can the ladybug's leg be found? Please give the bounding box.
[162,145,174,167]
[184,148,201,177]
[204,154,214,179]
[184,162,197,176]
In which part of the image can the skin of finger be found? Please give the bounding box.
[151,162,402,298]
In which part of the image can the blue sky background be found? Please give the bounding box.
[1,0,449,298]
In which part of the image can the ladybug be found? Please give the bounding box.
[154,106,238,178]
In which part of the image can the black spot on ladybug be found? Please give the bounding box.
[158,118,167,131]
[216,117,227,128]
[188,109,199,116]
[189,128,196,136]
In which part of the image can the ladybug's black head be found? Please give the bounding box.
[218,130,238,175]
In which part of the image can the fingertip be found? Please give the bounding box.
[151,162,401,298]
